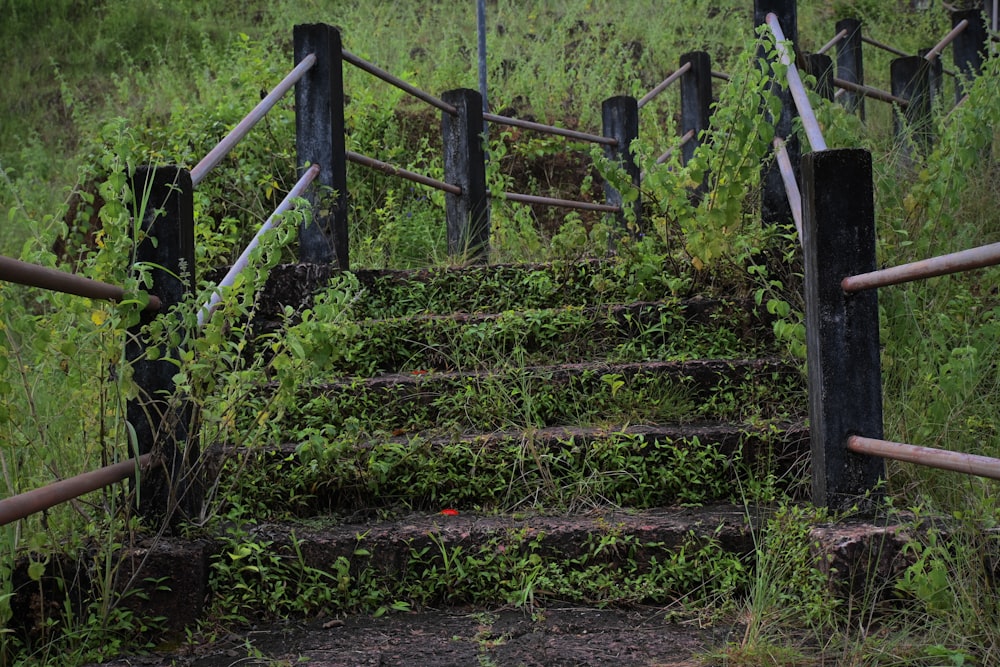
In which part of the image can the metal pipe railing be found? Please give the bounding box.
[766,13,828,152]
[0,454,155,527]
[818,29,849,56]
[924,19,969,62]
[0,255,162,311]
[711,70,731,81]
[342,48,458,116]
[862,34,911,58]
[848,435,1000,481]
[503,191,620,213]
[841,241,1000,293]
[833,77,910,107]
[637,62,693,109]
[773,138,803,239]
[190,54,317,187]
[484,112,617,146]
[346,150,461,195]
[655,128,696,165]
[198,164,321,327]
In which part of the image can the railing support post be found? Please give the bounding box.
[294,23,349,269]
[755,0,799,229]
[891,56,933,159]
[127,166,200,527]
[802,53,834,101]
[601,95,641,231]
[835,18,865,119]
[442,88,490,262]
[679,51,712,168]
[951,8,987,100]
[801,148,885,511]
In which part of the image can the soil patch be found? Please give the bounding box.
[90,606,734,666]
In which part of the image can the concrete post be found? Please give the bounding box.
[679,51,713,168]
[127,166,200,527]
[442,88,490,262]
[601,95,641,232]
[801,148,885,511]
[835,18,865,119]
[294,23,349,269]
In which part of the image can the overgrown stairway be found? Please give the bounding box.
[193,257,812,618]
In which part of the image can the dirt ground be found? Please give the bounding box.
[91,606,737,667]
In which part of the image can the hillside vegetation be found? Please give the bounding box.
[1,1,1000,665]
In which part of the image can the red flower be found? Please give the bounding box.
[440,509,459,516]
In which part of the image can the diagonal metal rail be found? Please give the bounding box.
[0,255,161,311]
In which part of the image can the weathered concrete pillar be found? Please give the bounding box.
[801,148,885,511]
[802,53,835,102]
[295,23,349,269]
[601,95,641,231]
[891,56,933,158]
[442,88,490,262]
[679,51,712,168]
[127,165,200,527]
[835,18,865,119]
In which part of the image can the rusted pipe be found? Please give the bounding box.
[862,34,911,58]
[637,62,693,109]
[773,138,803,239]
[711,70,731,81]
[925,19,969,62]
[848,435,1000,480]
[654,129,696,165]
[833,77,910,107]
[503,191,620,213]
[766,13,828,152]
[191,54,317,187]
[198,164,321,327]
[341,49,458,115]
[0,454,155,526]
[842,241,1000,293]
[818,29,849,56]
[346,150,462,195]
[0,255,161,311]
[483,112,617,146]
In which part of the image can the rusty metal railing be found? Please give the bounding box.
[342,48,458,115]
[483,112,617,146]
[190,54,317,186]
[766,13,828,152]
[0,455,155,527]
[0,256,162,311]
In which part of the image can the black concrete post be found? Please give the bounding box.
[294,23,349,269]
[802,53,835,101]
[679,51,712,168]
[127,166,200,527]
[601,96,641,231]
[801,149,885,511]
[442,88,490,261]
[835,18,865,119]
[755,0,798,229]
[918,48,944,101]
[952,9,987,100]
[891,56,933,157]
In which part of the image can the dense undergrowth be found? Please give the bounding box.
[1,0,1000,665]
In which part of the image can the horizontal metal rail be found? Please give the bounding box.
[818,28,849,56]
[848,435,1000,481]
[925,19,969,62]
[341,48,458,116]
[0,255,161,311]
[0,454,155,526]
[483,112,617,146]
[502,191,620,213]
[862,34,911,58]
[766,13,828,152]
[190,54,317,187]
[711,70,731,81]
[773,138,803,239]
[346,150,461,195]
[637,61,693,109]
[833,77,909,107]
[862,33,956,76]
[655,128,696,165]
[842,241,1000,293]
[198,164,321,327]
